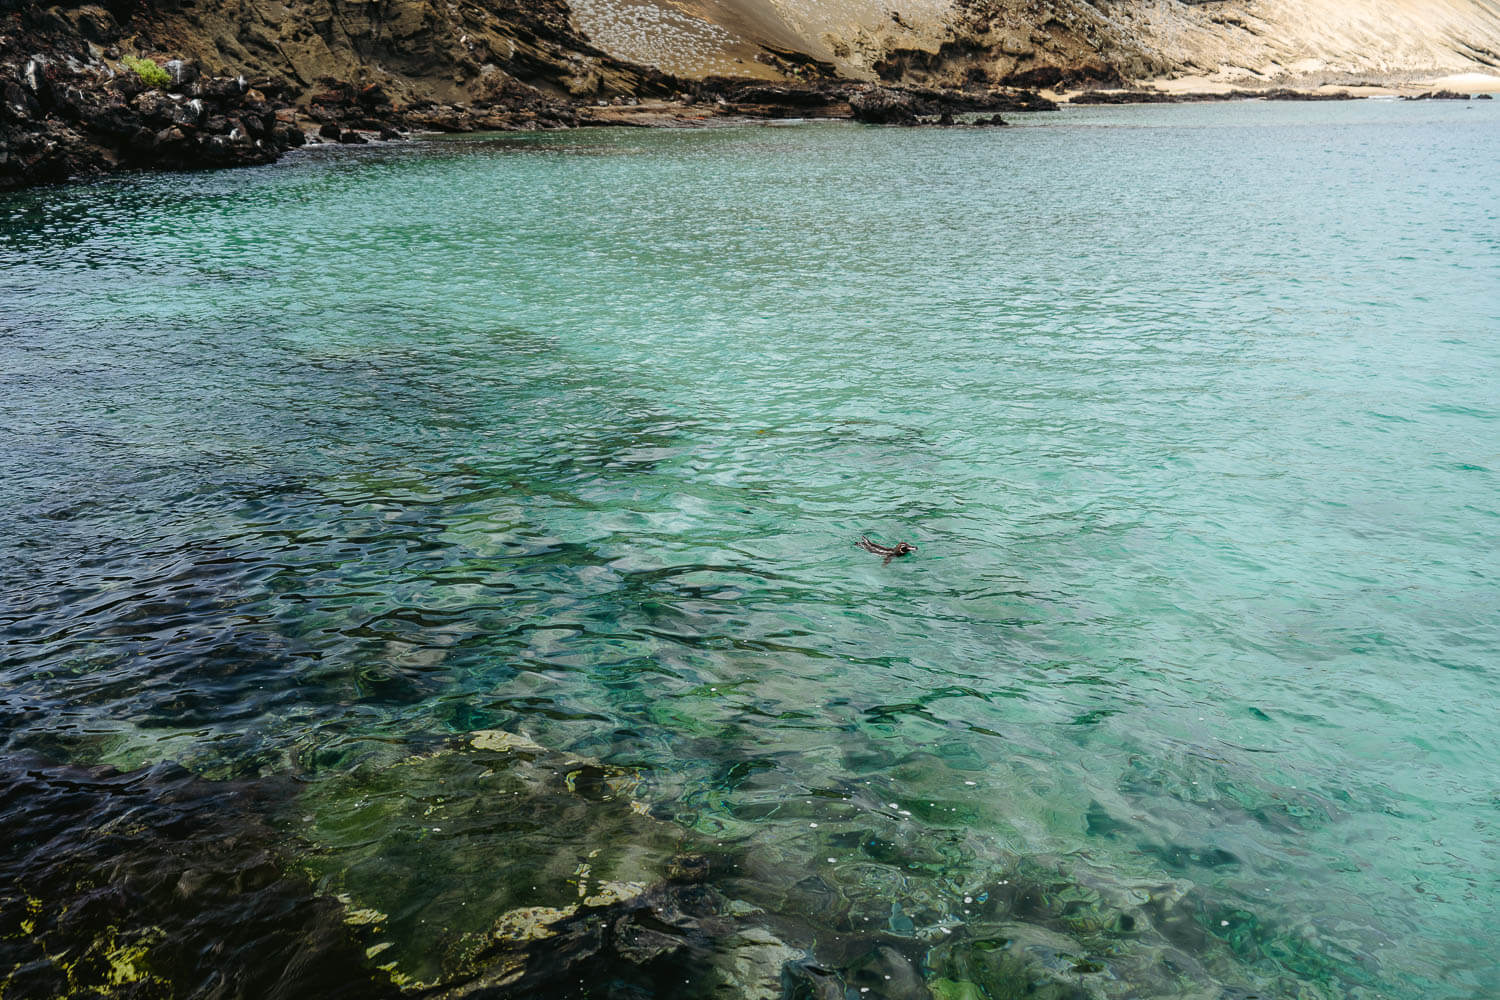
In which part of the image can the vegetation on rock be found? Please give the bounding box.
[120,54,169,89]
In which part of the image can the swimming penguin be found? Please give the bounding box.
[857,536,918,565]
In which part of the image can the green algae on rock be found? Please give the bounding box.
[289,729,697,989]
[0,757,396,1000]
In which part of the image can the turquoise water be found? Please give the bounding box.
[2,100,1498,998]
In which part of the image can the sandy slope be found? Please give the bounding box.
[563,0,1500,88]
[1132,0,1500,85]
[568,0,957,78]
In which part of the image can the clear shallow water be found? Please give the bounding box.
[2,100,1498,998]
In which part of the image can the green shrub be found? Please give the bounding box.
[122,55,171,89]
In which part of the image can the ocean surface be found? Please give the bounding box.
[2,100,1497,999]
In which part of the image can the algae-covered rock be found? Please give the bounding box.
[708,926,803,1000]
[0,716,1361,1000]
[0,755,395,1000]
[468,729,546,754]
[927,926,1096,1000]
[292,729,739,991]
[929,979,986,1000]
[673,733,1353,1000]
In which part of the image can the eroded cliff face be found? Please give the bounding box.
[4,0,1500,189]
[0,0,675,188]
[9,0,1500,112]
[564,0,1500,90]
[128,0,674,105]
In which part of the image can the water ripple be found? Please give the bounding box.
[2,101,1498,998]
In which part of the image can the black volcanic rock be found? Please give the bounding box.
[1071,89,1182,104]
[162,57,198,89]
[1259,87,1355,100]
[850,86,923,123]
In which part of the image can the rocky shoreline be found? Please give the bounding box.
[1068,86,1494,105]
[4,0,1499,191]
[0,3,1058,192]
[1,12,299,188]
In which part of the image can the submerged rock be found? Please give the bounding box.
[291,728,803,995]
[0,755,396,999]
[0,721,1368,1000]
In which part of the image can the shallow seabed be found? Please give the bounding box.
[2,100,1498,999]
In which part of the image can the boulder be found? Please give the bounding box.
[151,125,190,152]
[21,56,55,110]
[163,59,200,90]
[135,90,203,128]
[109,69,147,100]
[240,111,275,139]
[56,5,118,44]
[275,123,306,146]
[0,756,390,999]
[356,82,391,107]
[192,76,249,101]
[3,80,42,122]
[783,963,845,1000]
[79,96,137,138]
[849,87,920,124]
[201,130,265,165]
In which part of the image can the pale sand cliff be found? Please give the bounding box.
[1132,0,1500,87]
[563,0,1500,91]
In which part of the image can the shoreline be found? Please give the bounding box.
[1145,70,1500,98]
[8,0,1500,190]
[9,72,1497,194]
[303,79,1498,146]
[6,49,1499,192]
[1049,70,1500,105]
[13,80,1496,193]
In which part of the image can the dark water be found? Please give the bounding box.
[2,100,1498,998]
